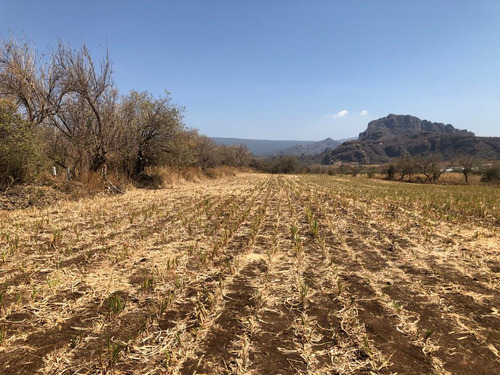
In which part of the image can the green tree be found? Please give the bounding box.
[272,156,301,174]
[118,91,191,176]
[0,99,46,185]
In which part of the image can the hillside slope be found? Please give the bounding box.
[211,137,340,156]
[280,138,341,156]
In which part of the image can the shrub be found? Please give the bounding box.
[481,166,500,183]
[0,99,46,186]
[385,164,397,180]
[271,156,301,174]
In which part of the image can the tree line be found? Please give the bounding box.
[384,154,499,184]
[251,154,499,184]
[0,39,252,186]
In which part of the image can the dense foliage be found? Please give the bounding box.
[0,99,46,185]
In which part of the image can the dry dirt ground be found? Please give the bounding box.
[0,174,498,374]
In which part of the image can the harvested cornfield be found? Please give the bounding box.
[0,174,498,374]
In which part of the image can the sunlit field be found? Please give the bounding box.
[0,174,498,374]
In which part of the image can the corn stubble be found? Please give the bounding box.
[0,173,498,374]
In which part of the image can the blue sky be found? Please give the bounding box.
[1,0,499,140]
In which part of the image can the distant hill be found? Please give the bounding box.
[211,137,340,156]
[280,138,341,156]
[322,114,500,164]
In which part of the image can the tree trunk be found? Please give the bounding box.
[133,150,146,176]
[89,152,106,172]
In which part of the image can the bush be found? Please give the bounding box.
[0,100,47,186]
[481,166,500,183]
[385,164,397,180]
[134,173,164,189]
[271,156,301,174]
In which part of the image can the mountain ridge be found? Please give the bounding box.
[211,137,341,156]
[322,114,500,164]
[359,114,474,141]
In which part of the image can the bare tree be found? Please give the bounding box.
[232,144,252,167]
[0,39,116,174]
[397,155,418,182]
[53,42,114,171]
[419,155,447,183]
[0,38,61,126]
[457,154,479,184]
[194,135,220,169]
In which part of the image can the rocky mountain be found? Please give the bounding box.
[359,114,474,140]
[322,114,500,164]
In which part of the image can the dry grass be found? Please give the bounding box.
[0,173,498,374]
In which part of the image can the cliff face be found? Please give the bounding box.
[358,114,474,141]
[322,114,499,164]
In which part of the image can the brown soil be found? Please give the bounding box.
[0,173,498,374]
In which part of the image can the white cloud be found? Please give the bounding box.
[360,110,368,116]
[323,109,349,119]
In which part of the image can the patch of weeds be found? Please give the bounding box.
[311,219,319,238]
[49,229,62,249]
[392,301,403,311]
[70,334,81,349]
[100,338,127,371]
[158,291,175,316]
[174,276,184,290]
[46,275,61,289]
[107,293,126,317]
[296,275,309,308]
[293,236,303,257]
[175,331,182,346]
[140,275,155,292]
[424,329,435,341]
[161,350,172,369]
[31,286,40,300]
[113,246,130,263]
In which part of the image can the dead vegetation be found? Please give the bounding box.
[0,173,498,374]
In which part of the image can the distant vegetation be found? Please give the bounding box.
[250,153,499,185]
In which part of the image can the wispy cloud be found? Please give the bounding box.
[360,110,368,116]
[323,109,349,119]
